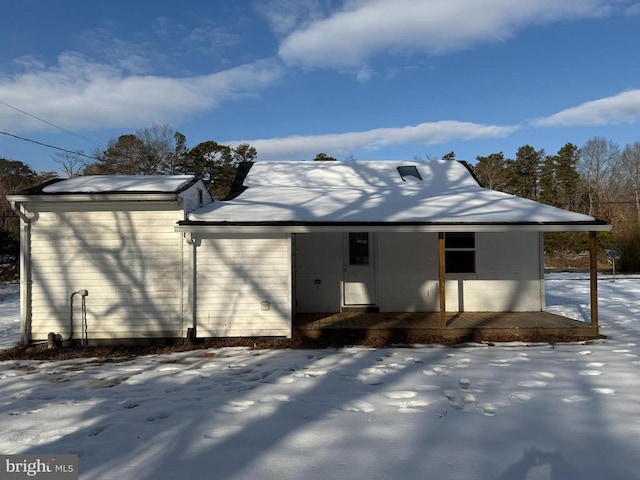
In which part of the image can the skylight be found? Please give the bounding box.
[397,165,423,182]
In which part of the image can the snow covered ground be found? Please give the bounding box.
[0,274,639,480]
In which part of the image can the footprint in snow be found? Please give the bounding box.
[119,399,140,409]
[219,400,255,413]
[455,358,472,369]
[488,359,512,367]
[592,388,616,396]
[532,371,556,379]
[561,395,592,404]
[293,369,328,378]
[382,391,417,400]
[258,394,291,403]
[518,380,547,388]
[358,376,384,386]
[204,425,243,439]
[423,366,449,376]
[443,390,475,410]
[509,392,535,403]
[481,403,497,416]
[339,400,375,413]
[157,366,181,372]
[416,384,441,392]
[391,400,431,414]
[146,412,172,421]
[459,378,471,390]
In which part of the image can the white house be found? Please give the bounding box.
[8,175,211,344]
[9,161,611,345]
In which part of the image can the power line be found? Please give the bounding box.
[0,99,105,149]
[0,131,101,161]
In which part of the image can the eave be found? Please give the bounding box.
[175,220,612,235]
[7,193,181,204]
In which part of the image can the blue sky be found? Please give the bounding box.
[1,0,639,174]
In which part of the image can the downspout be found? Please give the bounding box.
[184,233,200,343]
[9,202,34,344]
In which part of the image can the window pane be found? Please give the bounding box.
[397,165,423,181]
[349,232,369,265]
[446,251,475,273]
[445,232,475,249]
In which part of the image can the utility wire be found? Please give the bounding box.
[0,131,101,161]
[0,99,105,149]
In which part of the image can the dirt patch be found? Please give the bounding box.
[0,330,598,362]
[0,264,18,283]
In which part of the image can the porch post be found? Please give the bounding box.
[438,232,446,326]
[589,231,599,330]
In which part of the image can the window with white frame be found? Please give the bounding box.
[445,232,476,274]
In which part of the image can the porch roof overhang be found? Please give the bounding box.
[175,219,611,235]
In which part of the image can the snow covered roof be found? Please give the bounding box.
[42,175,196,194]
[184,161,609,232]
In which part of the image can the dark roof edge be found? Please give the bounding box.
[176,176,201,194]
[177,219,610,227]
[457,160,482,187]
[222,162,254,200]
[13,177,66,195]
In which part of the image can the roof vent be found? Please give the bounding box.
[397,165,423,182]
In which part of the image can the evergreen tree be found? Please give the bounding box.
[504,145,544,200]
[185,141,236,199]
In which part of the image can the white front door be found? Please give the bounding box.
[343,232,377,306]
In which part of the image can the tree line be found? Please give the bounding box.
[55,123,257,199]
[2,127,640,272]
[468,138,640,270]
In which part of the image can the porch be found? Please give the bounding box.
[294,311,599,344]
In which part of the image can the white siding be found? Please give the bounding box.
[445,231,544,311]
[377,232,440,312]
[196,234,292,337]
[294,231,544,313]
[179,181,212,214]
[295,233,343,312]
[29,210,184,341]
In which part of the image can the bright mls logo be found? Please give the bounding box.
[1,455,78,479]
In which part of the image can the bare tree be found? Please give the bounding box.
[135,123,176,174]
[473,152,507,190]
[53,151,87,178]
[577,137,620,217]
[619,142,640,223]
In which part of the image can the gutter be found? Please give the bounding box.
[9,201,35,344]
[7,192,181,204]
[175,221,612,235]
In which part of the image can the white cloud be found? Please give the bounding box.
[278,0,610,69]
[626,3,640,16]
[0,53,284,132]
[227,120,518,159]
[254,0,331,37]
[533,90,640,127]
